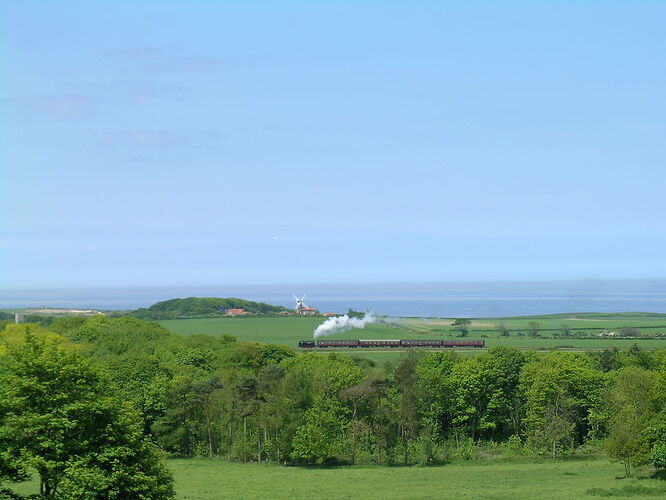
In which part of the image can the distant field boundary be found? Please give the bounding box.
[436,325,666,332]
[299,345,664,353]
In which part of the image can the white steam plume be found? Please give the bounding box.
[313,313,376,339]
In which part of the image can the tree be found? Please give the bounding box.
[481,347,527,439]
[449,358,488,440]
[624,344,656,370]
[595,348,621,373]
[650,414,666,472]
[347,309,364,319]
[0,332,174,498]
[393,351,423,463]
[496,324,510,337]
[527,321,541,338]
[415,352,457,441]
[649,363,666,472]
[451,319,471,337]
[606,408,645,477]
[604,367,656,476]
[443,348,529,443]
[520,352,607,451]
[0,419,28,498]
[619,327,641,338]
[528,393,576,458]
[340,380,376,464]
[291,396,348,464]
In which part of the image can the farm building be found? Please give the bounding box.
[226,308,247,316]
[300,306,319,316]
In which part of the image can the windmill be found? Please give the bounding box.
[292,294,307,314]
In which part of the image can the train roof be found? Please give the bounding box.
[358,339,399,341]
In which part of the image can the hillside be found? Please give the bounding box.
[130,297,288,320]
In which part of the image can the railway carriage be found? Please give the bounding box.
[298,339,485,349]
[441,339,484,348]
[316,339,360,348]
[359,339,401,348]
[401,339,442,347]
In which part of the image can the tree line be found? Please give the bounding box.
[1,316,666,497]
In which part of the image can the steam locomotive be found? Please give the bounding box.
[298,339,485,348]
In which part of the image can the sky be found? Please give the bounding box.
[1,1,665,288]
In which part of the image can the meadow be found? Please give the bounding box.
[159,313,666,349]
[10,457,665,500]
[169,458,665,500]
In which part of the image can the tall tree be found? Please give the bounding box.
[393,351,423,463]
[604,367,656,476]
[291,396,348,464]
[520,352,607,452]
[340,379,376,464]
[0,332,174,498]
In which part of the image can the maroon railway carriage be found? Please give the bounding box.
[359,339,401,348]
[400,339,441,347]
[441,339,484,348]
[316,339,360,348]
[299,339,485,349]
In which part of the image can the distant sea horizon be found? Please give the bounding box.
[2,279,666,318]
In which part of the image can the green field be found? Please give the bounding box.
[11,457,664,499]
[159,313,666,350]
[160,316,325,344]
[170,458,665,500]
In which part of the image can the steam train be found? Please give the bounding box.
[298,339,485,348]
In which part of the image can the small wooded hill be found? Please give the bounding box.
[130,297,288,320]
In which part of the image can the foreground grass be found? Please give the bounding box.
[170,458,664,500]
[10,457,664,499]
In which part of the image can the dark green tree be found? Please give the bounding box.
[450,319,471,337]
[527,321,541,338]
[496,324,510,337]
[594,348,621,373]
[0,333,174,498]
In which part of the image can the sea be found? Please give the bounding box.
[1,280,666,318]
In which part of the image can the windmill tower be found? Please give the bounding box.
[293,294,306,315]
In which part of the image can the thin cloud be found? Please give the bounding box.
[89,130,115,146]
[122,83,189,104]
[103,47,168,59]
[90,129,223,149]
[9,94,97,119]
[140,56,230,73]
[104,46,231,73]
[7,82,191,122]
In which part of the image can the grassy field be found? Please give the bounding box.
[160,317,324,344]
[159,313,666,351]
[11,458,664,499]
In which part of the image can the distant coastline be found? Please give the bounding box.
[1,279,665,318]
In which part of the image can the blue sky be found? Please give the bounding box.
[1,1,665,288]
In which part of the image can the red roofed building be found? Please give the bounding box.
[226,308,247,316]
[301,306,319,316]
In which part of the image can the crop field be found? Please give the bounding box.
[159,313,666,352]
[9,457,664,499]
